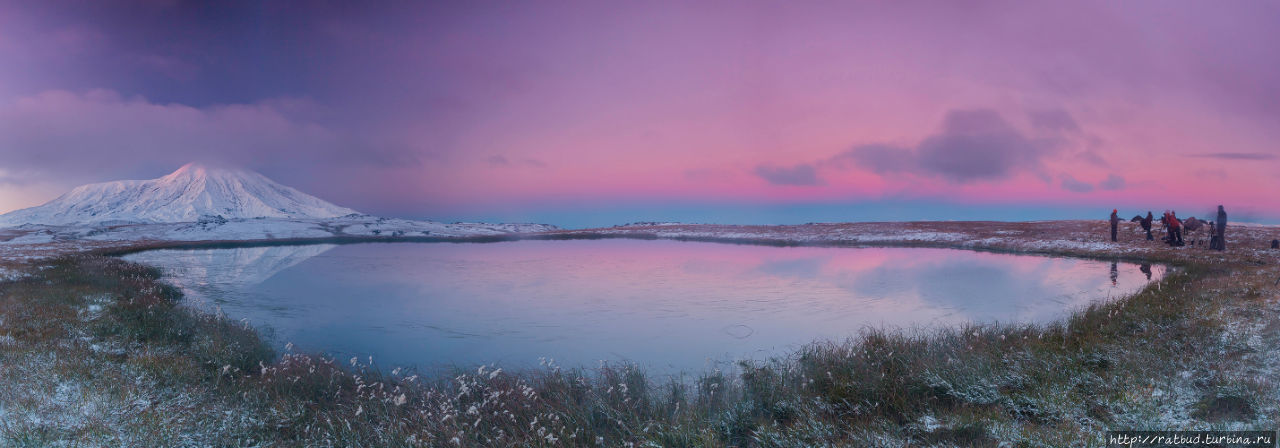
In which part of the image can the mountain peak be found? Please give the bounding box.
[167,161,211,176]
[0,163,360,226]
[161,162,246,179]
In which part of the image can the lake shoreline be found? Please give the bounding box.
[1,220,1277,445]
[78,219,1270,267]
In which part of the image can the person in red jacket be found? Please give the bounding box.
[1161,211,1171,244]
[1168,211,1184,246]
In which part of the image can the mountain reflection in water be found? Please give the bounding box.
[125,240,1165,373]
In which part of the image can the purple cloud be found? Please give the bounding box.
[754,164,822,186]
[916,110,1051,182]
[1099,174,1126,191]
[683,167,735,182]
[834,144,915,174]
[1028,108,1082,134]
[1194,169,1228,180]
[488,155,547,168]
[1186,152,1276,160]
[836,109,1054,183]
[1059,174,1094,193]
[1073,149,1109,167]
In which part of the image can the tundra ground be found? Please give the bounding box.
[1,220,1277,446]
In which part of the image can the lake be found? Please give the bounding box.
[124,240,1164,373]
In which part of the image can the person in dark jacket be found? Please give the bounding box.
[1109,209,1120,242]
[1211,205,1227,251]
[1169,211,1184,246]
[1141,212,1154,241]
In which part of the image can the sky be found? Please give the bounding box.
[1,0,1278,228]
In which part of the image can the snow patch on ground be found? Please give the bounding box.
[5,230,56,244]
[1021,239,1124,252]
[848,231,966,242]
[0,266,26,281]
[613,222,686,227]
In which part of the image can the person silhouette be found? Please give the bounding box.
[1141,212,1154,241]
[1109,209,1120,242]
[1211,205,1227,251]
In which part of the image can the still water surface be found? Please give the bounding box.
[124,240,1163,372]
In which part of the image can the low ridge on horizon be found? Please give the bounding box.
[0,163,359,226]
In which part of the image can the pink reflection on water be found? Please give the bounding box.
[126,240,1163,373]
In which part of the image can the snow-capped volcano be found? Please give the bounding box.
[0,163,358,226]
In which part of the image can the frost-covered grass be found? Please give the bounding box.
[1,220,1278,446]
[0,256,270,446]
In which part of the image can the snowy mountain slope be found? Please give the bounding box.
[0,163,358,226]
[0,163,558,244]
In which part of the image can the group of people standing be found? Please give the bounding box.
[1108,205,1228,251]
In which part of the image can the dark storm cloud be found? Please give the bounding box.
[0,89,429,200]
[835,109,1054,183]
[754,164,822,186]
[0,1,431,106]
